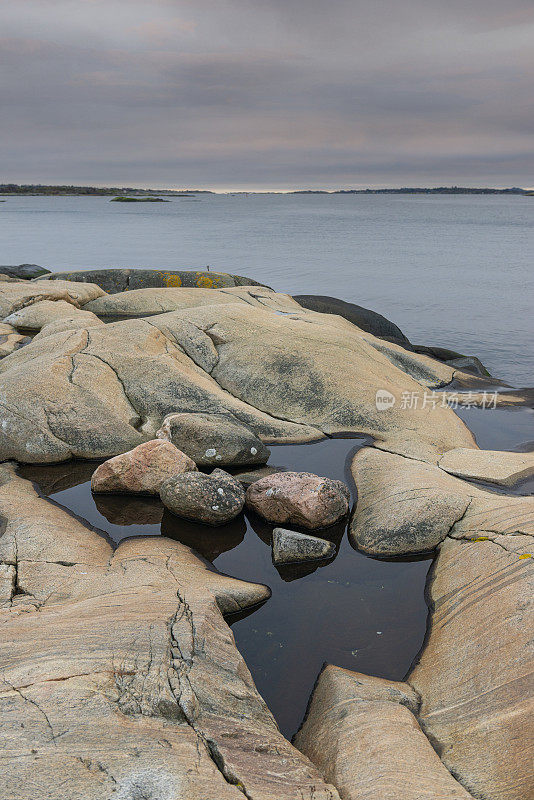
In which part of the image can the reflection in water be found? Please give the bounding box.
[19,406,533,736]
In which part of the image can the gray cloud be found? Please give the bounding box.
[1,0,533,189]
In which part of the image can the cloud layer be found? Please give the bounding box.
[1,0,533,189]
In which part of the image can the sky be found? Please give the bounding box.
[1,0,533,191]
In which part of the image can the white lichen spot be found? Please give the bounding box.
[205,448,217,458]
[211,504,220,511]
[215,454,222,461]
[250,446,258,455]
[217,487,224,496]
[265,488,274,497]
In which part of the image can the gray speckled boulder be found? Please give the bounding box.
[39,268,267,293]
[157,412,270,467]
[160,468,245,525]
[246,472,350,530]
[0,264,50,280]
[272,528,336,565]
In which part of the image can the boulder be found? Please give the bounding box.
[0,463,338,799]
[293,294,411,346]
[294,665,474,800]
[4,299,102,331]
[271,527,336,564]
[246,472,350,530]
[445,355,491,377]
[0,264,50,280]
[409,535,534,800]
[157,411,270,467]
[160,468,245,526]
[40,268,267,293]
[0,323,30,359]
[91,439,197,495]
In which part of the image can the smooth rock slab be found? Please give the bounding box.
[438,447,534,487]
[91,439,197,495]
[294,665,474,800]
[0,278,105,318]
[272,528,336,564]
[4,299,102,332]
[0,263,50,279]
[160,468,245,525]
[157,411,270,467]
[409,536,534,800]
[246,471,350,530]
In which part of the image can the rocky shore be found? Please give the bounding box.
[0,266,532,799]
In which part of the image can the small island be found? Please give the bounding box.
[110,196,171,203]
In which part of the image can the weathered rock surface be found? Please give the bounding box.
[157,411,270,466]
[271,527,336,564]
[0,278,105,318]
[0,263,50,279]
[294,665,474,800]
[293,294,411,346]
[33,314,105,340]
[350,446,534,555]
[409,535,534,800]
[246,471,350,529]
[0,463,340,799]
[91,439,197,495]
[0,323,30,358]
[84,284,300,318]
[0,290,477,464]
[438,446,534,487]
[4,299,102,331]
[160,468,245,526]
[40,268,267,293]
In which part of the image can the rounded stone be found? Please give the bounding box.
[246,471,350,529]
[160,468,245,526]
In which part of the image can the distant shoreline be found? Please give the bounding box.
[0,184,531,197]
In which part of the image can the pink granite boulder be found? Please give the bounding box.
[91,439,197,495]
[246,471,350,529]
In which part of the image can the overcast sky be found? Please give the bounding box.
[1,0,533,190]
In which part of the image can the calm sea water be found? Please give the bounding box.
[1,193,532,384]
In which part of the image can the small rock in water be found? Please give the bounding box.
[91,439,197,495]
[156,412,270,466]
[159,468,245,526]
[246,471,350,529]
[232,465,286,487]
[272,527,336,565]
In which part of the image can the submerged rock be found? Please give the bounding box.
[294,665,474,800]
[232,464,286,487]
[246,472,350,530]
[157,411,270,467]
[272,527,336,565]
[91,439,197,495]
[160,468,245,526]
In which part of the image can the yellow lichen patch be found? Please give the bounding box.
[196,275,215,288]
[161,272,183,287]
[518,554,532,559]
[473,536,490,541]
